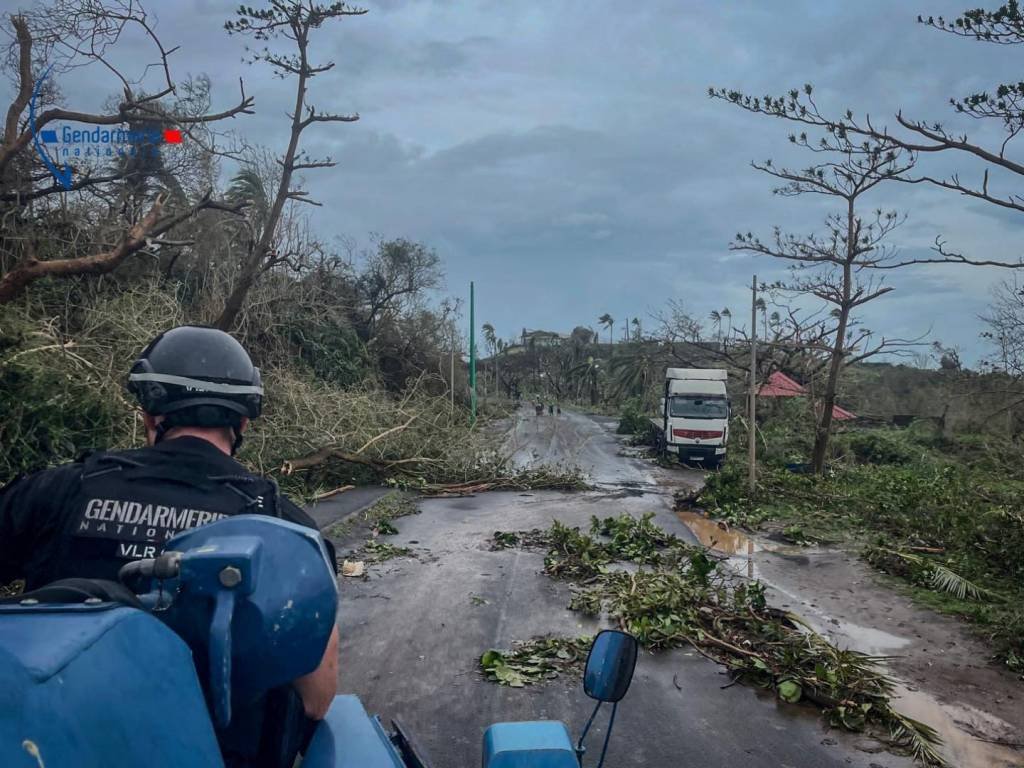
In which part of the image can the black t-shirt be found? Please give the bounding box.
[0,437,331,591]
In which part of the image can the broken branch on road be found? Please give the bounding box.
[487,512,949,767]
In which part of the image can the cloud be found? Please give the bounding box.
[5,0,1020,364]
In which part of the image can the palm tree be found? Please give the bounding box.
[482,322,497,395]
[721,308,732,344]
[226,167,271,226]
[755,298,767,339]
[709,310,722,341]
[598,313,615,346]
[631,317,641,341]
[223,167,273,274]
[569,355,602,406]
[608,345,659,403]
[495,338,507,396]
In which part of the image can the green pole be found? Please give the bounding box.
[469,281,477,424]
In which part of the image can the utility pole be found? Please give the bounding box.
[469,281,477,425]
[748,275,757,495]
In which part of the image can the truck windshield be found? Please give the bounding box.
[670,396,728,419]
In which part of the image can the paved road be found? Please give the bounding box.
[330,410,913,768]
[306,486,392,529]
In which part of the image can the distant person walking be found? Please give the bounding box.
[548,403,554,416]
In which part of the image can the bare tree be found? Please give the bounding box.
[0,5,252,303]
[717,110,921,471]
[982,276,1024,377]
[709,4,1024,268]
[214,0,366,330]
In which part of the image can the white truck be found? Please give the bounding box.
[650,368,730,469]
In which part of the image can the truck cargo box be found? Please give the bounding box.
[665,368,728,381]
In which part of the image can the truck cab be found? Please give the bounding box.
[657,368,730,469]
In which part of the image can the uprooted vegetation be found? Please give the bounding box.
[483,512,949,767]
[0,286,585,501]
[699,412,1024,675]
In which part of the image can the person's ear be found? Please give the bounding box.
[238,416,250,434]
[142,412,161,446]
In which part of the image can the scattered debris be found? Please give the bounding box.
[865,547,1007,603]
[373,520,399,537]
[480,635,593,687]
[324,491,420,540]
[781,524,815,546]
[487,512,950,767]
[700,455,1024,673]
[340,560,365,578]
[312,484,355,502]
[420,466,589,497]
[359,540,413,563]
[489,529,549,551]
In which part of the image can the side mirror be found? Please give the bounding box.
[583,630,638,703]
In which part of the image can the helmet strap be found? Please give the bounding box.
[154,420,172,445]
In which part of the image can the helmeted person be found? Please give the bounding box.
[0,325,339,764]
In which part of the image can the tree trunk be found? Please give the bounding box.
[214,28,309,331]
[811,201,855,474]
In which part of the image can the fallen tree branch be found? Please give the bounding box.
[354,414,417,455]
[311,484,354,502]
[0,192,241,304]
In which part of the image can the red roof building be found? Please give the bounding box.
[757,371,856,421]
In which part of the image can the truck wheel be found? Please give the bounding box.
[706,457,723,471]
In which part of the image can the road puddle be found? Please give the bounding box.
[890,683,1022,768]
[826,619,911,655]
[676,510,757,555]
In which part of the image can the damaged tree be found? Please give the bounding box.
[711,83,1003,472]
[214,0,366,330]
[725,136,918,473]
[0,5,253,303]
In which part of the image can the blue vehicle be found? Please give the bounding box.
[0,516,637,768]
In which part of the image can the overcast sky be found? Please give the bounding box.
[10,0,1024,364]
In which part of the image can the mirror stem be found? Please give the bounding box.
[593,702,617,768]
[575,700,602,764]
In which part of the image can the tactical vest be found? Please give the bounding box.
[54,450,282,584]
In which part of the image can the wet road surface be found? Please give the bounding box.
[306,486,392,529]
[326,409,922,768]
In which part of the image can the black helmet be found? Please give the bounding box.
[127,326,263,434]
